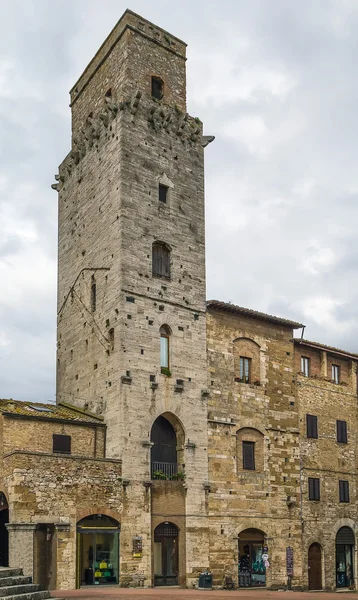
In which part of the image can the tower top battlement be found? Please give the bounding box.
[70,9,187,111]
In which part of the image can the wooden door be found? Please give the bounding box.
[308,543,322,590]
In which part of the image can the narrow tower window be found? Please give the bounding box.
[151,76,164,100]
[159,183,168,204]
[160,325,170,370]
[152,242,170,278]
[91,275,96,312]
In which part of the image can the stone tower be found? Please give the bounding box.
[55,9,211,586]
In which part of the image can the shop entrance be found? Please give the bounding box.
[336,527,355,588]
[0,493,9,567]
[238,529,266,588]
[77,515,120,587]
[154,522,179,586]
[308,543,322,590]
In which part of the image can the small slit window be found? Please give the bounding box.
[159,184,168,204]
[152,242,170,278]
[160,325,170,370]
[53,434,71,454]
[91,276,96,312]
[151,76,164,100]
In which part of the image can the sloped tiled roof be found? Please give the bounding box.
[207,300,304,329]
[0,399,104,424]
[294,339,358,360]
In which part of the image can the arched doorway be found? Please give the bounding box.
[76,514,120,587]
[238,529,266,588]
[308,543,322,590]
[151,414,183,480]
[0,492,9,567]
[154,522,179,586]
[336,527,355,588]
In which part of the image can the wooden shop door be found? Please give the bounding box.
[308,543,322,590]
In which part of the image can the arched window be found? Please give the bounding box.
[233,338,260,384]
[152,242,170,278]
[160,325,170,370]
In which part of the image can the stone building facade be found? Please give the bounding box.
[1,8,358,592]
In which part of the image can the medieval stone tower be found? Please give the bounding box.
[55,9,211,586]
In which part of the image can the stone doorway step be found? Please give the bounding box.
[0,567,65,600]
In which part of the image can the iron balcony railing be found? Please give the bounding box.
[151,461,179,480]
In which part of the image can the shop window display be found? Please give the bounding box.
[77,514,120,586]
[238,531,266,588]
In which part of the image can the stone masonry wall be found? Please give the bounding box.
[206,308,302,589]
[3,451,122,589]
[1,415,105,458]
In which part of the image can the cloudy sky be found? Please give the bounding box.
[1,0,358,402]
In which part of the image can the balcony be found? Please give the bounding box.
[151,461,184,481]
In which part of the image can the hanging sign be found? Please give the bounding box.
[133,536,143,558]
[286,546,294,576]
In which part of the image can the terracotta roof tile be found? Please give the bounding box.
[0,399,104,424]
[207,300,304,329]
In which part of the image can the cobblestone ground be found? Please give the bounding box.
[51,589,354,600]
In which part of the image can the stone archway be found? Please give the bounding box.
[0,492,9,567]
[76,514,120,587]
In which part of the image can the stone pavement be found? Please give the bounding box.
[51,589,354,600]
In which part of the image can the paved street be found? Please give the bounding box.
[51,589,355,600]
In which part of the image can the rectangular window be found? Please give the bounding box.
[160,335,169,369]
[337,420,348,444]
[301,356,310,377]
[339,480,349,503]
[53,434,71,454]
[152,76,163,100]
[239,357,251,384]
[159,184,168,203]
[308,477,320,501]
[242,441,255,470]
[306,414,318,439]
[332,364,340,384]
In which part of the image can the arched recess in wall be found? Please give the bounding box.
[233,338,261,384]
[236,428,264,473]
[150,412,185,480]
[0,492,9,567]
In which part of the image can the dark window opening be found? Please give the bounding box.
[152,242,170,278]
[337,420,347,444]
[308,477,320,501]
[53,434,71,454]
[159,184,168,204]
[151,416,177,479]
[306,414,318,439]
[239,357,251,384]
[152,76,164,100]
[242,441,255,470]
[91,276,96,312]
[339,480,349,503]
[105,88,112,97]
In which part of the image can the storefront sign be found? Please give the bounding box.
[133,536,143,558]
[286,546,294,576]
